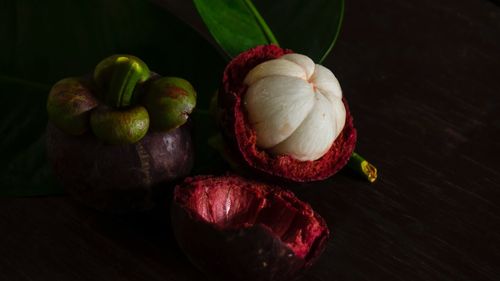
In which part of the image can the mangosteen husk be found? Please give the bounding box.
[46,122,194,213]
[217,45,357,182]
[171,175,329,281]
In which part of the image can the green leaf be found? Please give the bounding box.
[193,0,344,62]
[0,77,61,196]
[0,0,225,196]
[192,0,279,58]
[254,0,344,62]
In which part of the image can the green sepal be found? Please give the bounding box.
[143,77,197,132]
[94,54,150,108]
[90,105,149,144]
[47,77,98,135]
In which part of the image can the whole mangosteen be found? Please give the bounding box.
[216,45,357,182]
[46,55,196,213]
[172,175,329,281]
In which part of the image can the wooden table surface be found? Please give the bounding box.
[1,0,499,280]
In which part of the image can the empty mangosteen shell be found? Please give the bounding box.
[46,122,194,213]
[171,175,329,281]
[217,45,357,182]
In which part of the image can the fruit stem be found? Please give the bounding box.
[347,152,377,183]
[243,0,280,46]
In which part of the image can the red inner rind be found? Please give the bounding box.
[174,175,329,260]
[218,45,357,182]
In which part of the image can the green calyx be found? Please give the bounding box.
[47,77,98,135]
[94,54,150,108]
[47,54,197,145]
[90,105,149,145]
[143,77,197,132]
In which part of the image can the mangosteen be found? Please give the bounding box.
[216,45,357,182]
[172,175,329,281]
[46,54,196,213]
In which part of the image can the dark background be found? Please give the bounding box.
[1,0,499,280]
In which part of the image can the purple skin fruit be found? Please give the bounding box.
[46,123,193,213]
[46,55,197,213]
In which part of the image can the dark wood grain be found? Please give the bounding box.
[1,0,499,280]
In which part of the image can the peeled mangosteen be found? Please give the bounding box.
[46,55,196,212]
[216,45,357,182]
[172,175,329,281]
